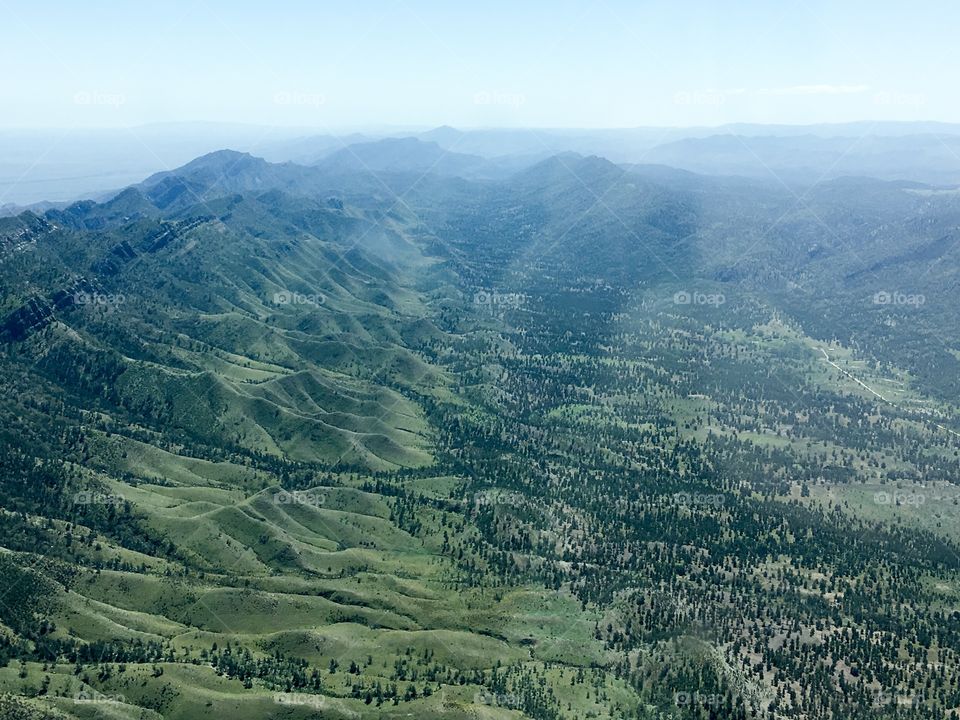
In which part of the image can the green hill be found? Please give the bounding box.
[2,150,960,719]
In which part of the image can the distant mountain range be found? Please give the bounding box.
[5,121,960,208]
[5,132,960,719]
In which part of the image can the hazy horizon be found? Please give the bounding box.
[7,119,960,133]
[4,1,960,204]
[5,6,960,720]
[4,119,960,207]
[3,0,957,129]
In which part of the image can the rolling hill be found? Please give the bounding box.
[2,147,960,719]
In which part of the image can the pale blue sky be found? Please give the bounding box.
[1,0,955,128]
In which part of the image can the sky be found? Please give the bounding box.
[0,0,956,129]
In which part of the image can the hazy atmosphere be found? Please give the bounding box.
[3,0,958,205]
[3,3,960,720]
[2,1,955,128]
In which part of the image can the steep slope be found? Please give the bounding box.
[3,149,960,720]
[0,188,440,469]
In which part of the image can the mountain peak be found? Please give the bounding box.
[178,149,265,173]
[140,150,268,188]
[316,137,485,176]
[514,152,623,188]
[419,125,464,143]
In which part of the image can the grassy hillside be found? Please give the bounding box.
[2,152,960,718]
